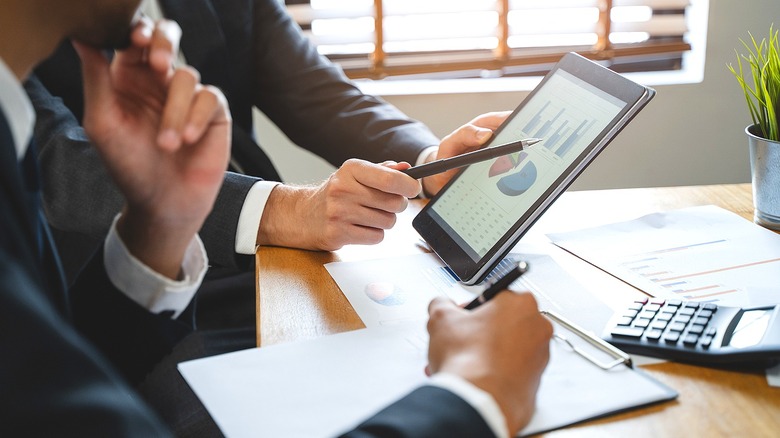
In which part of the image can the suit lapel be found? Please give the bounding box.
[0,114,37,245]
[0,114,69,312]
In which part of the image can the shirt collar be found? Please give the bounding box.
[0,57,35,160]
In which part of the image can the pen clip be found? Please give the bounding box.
[541,309,633,370]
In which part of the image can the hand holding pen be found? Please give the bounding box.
[403,138,542,180]
[464,261,530,310]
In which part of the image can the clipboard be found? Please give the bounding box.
[179,319,677,438]
[542,309,633,370]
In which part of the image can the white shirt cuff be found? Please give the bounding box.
[416,146,439,166]
[235,180,281,255]
[103,214,208,318]
[428,372,509,438]
[415,146,439,199]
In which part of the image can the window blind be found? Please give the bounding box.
[285,0,692,79]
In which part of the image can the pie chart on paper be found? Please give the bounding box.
[364,282,406,306]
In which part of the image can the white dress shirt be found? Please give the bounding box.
[0,56,206,319]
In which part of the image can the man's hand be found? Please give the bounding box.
[74,19,231,278]
[426,293,552,435]
[258,159,421,250]
[422,111,512,196]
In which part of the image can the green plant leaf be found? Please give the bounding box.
[729,25,780,141]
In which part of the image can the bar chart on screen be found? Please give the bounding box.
[548,205,780,307]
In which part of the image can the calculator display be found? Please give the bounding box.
[729,309,771,349]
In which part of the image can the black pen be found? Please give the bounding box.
[403,138,542,180]
[463,260,529,310]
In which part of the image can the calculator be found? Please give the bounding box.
[602,297,780,364]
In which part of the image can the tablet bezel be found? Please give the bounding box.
[413,52,656,285]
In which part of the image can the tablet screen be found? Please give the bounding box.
[414,53,654,284]
[431,70,625,260]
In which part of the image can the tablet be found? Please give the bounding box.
[413,52,656,285]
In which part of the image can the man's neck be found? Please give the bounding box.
[0,1,65,81]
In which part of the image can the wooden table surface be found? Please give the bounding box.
[255,183,780,437]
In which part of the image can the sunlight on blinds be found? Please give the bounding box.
[286,0,692,79]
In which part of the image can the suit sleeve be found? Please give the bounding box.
[251,0,441,167]
[341,386,496,438]
[0,204,171,436]
[25,74,260,270]
[67,247,194,385]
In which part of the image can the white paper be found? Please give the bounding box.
[325,251,613,335]
[179,321,676,438]
[548,205,780,382]
[547,205,780,307]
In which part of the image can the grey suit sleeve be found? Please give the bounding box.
[26,75,258,271]
[252,0,441,167]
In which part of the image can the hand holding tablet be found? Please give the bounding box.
[413,52,656,285]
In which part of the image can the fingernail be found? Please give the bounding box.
[139,23,153,40]
[477,129,492,141]
[158,129,179,149]
[183,124,198,142]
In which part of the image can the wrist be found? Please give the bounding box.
[257,184,314,249]
[116,208,201,279]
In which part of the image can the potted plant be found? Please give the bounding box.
[728,26,780,230]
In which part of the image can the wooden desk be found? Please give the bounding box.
[255,183,780,437]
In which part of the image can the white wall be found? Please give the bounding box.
[256,1,778,190]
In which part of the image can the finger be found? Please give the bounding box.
[148,20,182,75]
[181,85,227,144]
[72,41,112,111]
[340,224,386,246]
[115,17,157,67]
[447,124,493,152]
[382,161,413,172]
[349,160,421,199]
[470,111,512,130]
[428,295,458,317]
[157,66,200,151]
[347,205,399,230]
[129,15,155,47]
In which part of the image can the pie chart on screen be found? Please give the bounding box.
[364,282,406,306]
[496,161,537,196]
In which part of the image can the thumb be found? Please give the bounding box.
[72,41,112,111]
[380,160,412,171]
[428,295,458,317]
[474,127,493,145]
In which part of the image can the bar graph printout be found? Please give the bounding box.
[547,205,780,307]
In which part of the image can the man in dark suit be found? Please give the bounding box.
[28,0,509,284]
[1,1,552,436]
[0,0,232,434]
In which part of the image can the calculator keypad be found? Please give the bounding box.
[610,298,719,349]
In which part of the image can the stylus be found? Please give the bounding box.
[463,260,529,310]
[402,138,542,180]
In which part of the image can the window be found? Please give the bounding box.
[286,0,693,80]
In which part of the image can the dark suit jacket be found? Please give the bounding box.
[1,112,494,438]
[0,109,176,435]
[28,0,440,278]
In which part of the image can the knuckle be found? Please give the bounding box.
[174,65,200,84]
